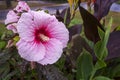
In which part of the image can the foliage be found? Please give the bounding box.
[0,0,120,80]
[76,49,94,80]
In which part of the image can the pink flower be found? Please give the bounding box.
[16,11,69,65]
[5,10,19,25]
[5,10,19,33]
[7,23,17,33]
[14,1,30,13]
[5,1,30,33]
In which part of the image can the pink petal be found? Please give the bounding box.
[46,21,69,47]
[16,39,45,61]
[14,1,30,12]
[7,23,17,33]
[5,10,19,25]
[38,38,63,65]
[17,11,35,41]
[33,11,56,29]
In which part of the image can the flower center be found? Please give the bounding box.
[39,33,49,42]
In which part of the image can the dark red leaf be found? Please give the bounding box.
[78,5,104,43]
[94,0,118,20]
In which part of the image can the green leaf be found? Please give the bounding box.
[0,41,6,49]
[115,26,120,31]
[98,27,105,40]
[94,41,108,60]
[0,24,6,36]
[89,60,107,80]
[104,18,113,46]
[109,64,120,78]
[95,60,106,70]
[69,19,81,27]
[13,36,20,42]
[55,55,65,71]
[94,18,112,60]
[94,76,112,80]
[3,71,17,80]
[0,52,11,64]
[76,49,94,80]
[90,18,113,80]
[0,62,10,78]
[67,73,74,80]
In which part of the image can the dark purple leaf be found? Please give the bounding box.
[55,15,64,22]
[55,9,64,22]
[68,24,82,41]
[68,35,95,68]
[78,5,104,43]
[55,8,71,26]
[20,60,29,74]
[36,64,68,80]
[61,7,71,26]
[56,9,60,15]
[107,31,120,60]
[94,0,118,20]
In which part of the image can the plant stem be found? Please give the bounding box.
[90,69,96,80]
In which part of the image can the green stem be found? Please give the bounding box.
[90,69,96,80]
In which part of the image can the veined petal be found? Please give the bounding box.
[14,1,30,12]
[5,10,19,25]
[16,39,45,61]
[33,11,56,29]
[17,12,35,41]
[38,38,63,65]
[7,23,17,33]
[46,21,69,47]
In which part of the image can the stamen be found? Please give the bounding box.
[39,34,49,42]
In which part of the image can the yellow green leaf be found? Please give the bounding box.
[67,0,73,7]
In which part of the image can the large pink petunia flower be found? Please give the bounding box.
[16,10,69,65]
[5,1,30,33]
